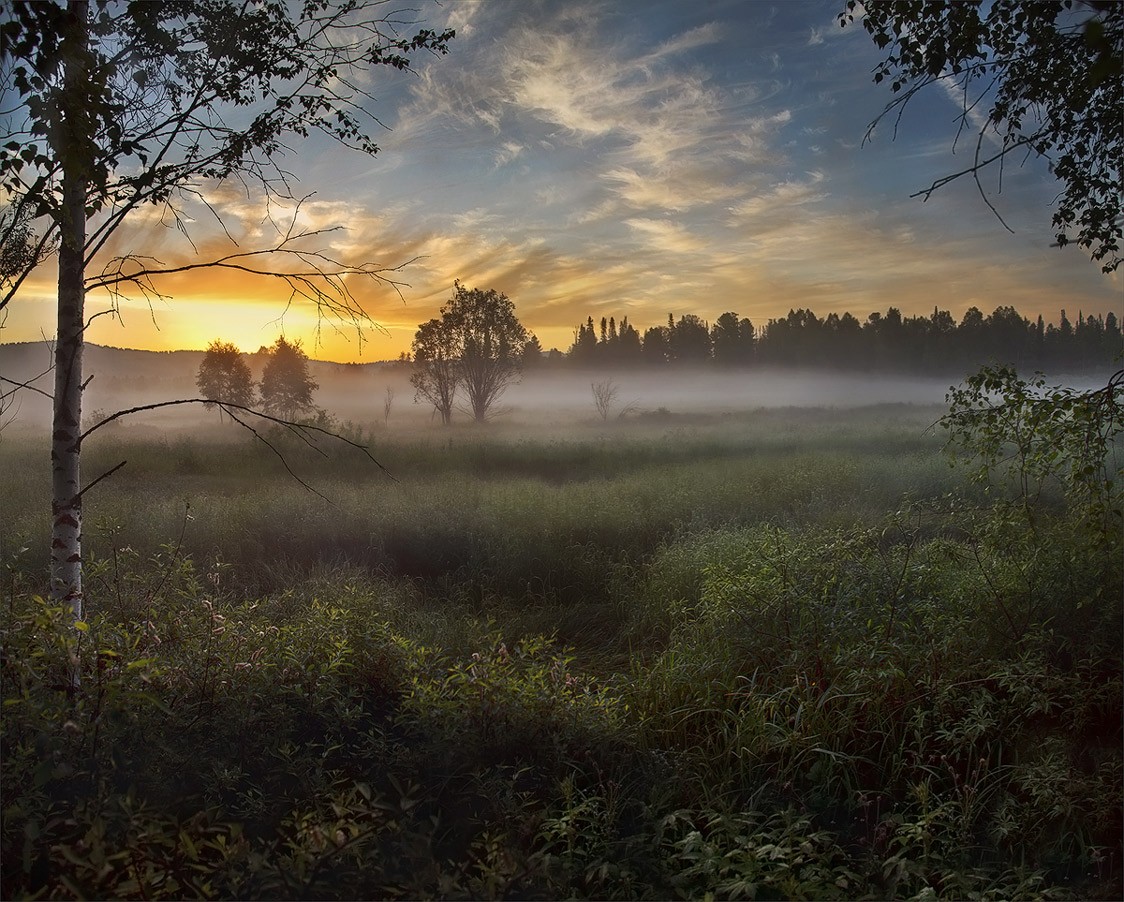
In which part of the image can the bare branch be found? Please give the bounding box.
[73,459,128,503]
[78,397,396,481]
[0,372,55,402]
[221,407,333,502]
[83,207,414,351]
[910,135,1037,210]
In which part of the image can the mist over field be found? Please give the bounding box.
[3,341,1116,437]
[3,0,1122,895]
[3,337,1122,901]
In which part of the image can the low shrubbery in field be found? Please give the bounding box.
[2,393,1120,898]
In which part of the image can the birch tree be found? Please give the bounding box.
[0,0,453,628]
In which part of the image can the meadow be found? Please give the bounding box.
[2,396,1121,899]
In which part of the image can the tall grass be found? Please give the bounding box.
[3,405,958,601]
[1,403,1119,899]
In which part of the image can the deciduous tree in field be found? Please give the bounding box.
[411,316,462,426]
[260,336,319,421]
[410,282,529,424]
[196,340,256,420]
[450,283,529,423]
[0,0,453,640]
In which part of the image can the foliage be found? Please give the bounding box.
[410,317,461,426]
[260,337,318,421]
[411,282,529,424]
[631,508,1120,897]
[196,340,256,417]
[841,0,1123,272]
[1,399,1120,898]
[942,365,1123,533]
[0,200,54,293]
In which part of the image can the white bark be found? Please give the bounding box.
[50,0,90,638]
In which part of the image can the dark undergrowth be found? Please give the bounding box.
[2,390,1121,899]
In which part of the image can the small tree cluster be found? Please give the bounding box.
[196,336,318,421]
[411,282,529,424]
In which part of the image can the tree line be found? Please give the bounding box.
[558,305,1122,372]
[197,290,1121,432]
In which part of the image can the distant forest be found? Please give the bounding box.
[542,305,1122,372]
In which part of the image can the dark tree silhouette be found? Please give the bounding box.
[841,0,1122,271]
[447,282,529,422]
[522,333,544,368]
[564,305,1116,374]
[641,325,670,366]
[260,337,318,421]
[569,316,598,364]
[410,317,461,426]
[669,314,711,364]
[196,340,256,419]
[712,312,755,366]
[410,285,528,424]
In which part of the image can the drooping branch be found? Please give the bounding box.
[84,200,417,352]
[843,0,1122,271]
[0,189,61,310]
[78,397,397,484]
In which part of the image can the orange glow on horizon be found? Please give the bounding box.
[4,251,1120,364]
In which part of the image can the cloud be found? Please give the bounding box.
[10,0,1115,363]
[493,141,524,167]
[440,1,484,39]
[602,165,744,212]
[646,21,724,60]
[499,19,731,174]
[727,170,828,221]
[626,217,705,255]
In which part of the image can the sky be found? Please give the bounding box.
[3,0,1121,362]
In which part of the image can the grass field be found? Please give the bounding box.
[2,401,1121,899]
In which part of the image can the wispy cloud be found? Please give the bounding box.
[493,141,524,168]
[8,0,1116,362]
[727,170,828,222]
[626,217,705,255]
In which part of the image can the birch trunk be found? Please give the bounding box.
[50,0,90,639]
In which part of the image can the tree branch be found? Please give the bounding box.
[73,459,128,503]
[78,397,397,484]
[0,371,55,403]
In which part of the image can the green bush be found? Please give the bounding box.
[1,395,1119,898]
